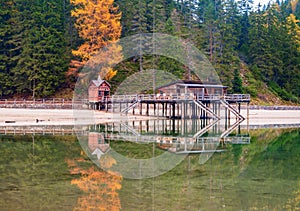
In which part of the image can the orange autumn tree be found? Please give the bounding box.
[70,0,122,80]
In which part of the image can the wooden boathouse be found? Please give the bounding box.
[88,76,111,110]
[88,78,250,120]
[157,80,228,96]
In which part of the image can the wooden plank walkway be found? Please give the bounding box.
[106,94,250,120]
[0,99,88,109]
[110,94,251,103]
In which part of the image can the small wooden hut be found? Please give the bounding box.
[157,80,227,96]
[88,76,111,103]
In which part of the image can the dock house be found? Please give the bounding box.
[88,76,111,109]
[157,80,228,97]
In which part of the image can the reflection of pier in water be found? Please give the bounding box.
[86,119,251,155]
[0,125,84,136]
[2,121,299,155]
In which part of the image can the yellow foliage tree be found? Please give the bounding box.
[71,0,122,79]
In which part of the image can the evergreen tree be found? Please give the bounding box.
[281,13,300,98]
[0,0,16,97]
[237,0,254,54]
[232,69,243,93]
[0,0,70,98]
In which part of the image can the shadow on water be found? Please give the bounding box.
[0,119,299,210]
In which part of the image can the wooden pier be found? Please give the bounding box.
[94,93,251,120]
[0,98,87,109]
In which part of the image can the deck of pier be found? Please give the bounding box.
[94,93,250,120]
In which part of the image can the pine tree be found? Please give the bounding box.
[237,0,254,54]
[232,69,243,93]
[0,0,16,97]
[0,0,72,98]
[9,0,70,98]
[282,13,300,98]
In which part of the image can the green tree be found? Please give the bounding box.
[11,0,69,98]
[0,0,16,97]
[0,0,72,98]
[232,69,243,93]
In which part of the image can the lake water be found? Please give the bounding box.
[0,119,299,210]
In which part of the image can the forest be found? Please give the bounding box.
[0,0,299,103]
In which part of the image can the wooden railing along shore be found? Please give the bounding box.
[0,98,88,109]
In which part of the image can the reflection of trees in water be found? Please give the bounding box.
[66,156,122,211]
[286,181,300,210]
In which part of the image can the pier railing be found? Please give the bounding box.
[224,94,251,102]
[0,99,88,109]
[111,94,250,102]
[0,94,250,109]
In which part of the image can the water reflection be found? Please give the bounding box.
[66,157,122,211]
[0,122,299,210]
[118,129,300,211]
[82,118,250,177]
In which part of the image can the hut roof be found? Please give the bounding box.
[90,76,111,88]
[157,80,227,89]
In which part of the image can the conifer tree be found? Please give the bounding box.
[232,69,243,93]
[0,0,15,97]
[3,0,70,98]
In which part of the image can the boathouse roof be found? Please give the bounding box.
[157,80,227,89]
[90,76,111,88]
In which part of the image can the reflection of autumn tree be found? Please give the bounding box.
[66,156,122,211]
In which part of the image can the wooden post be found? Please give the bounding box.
[166,103,168,117]
[247,102,250,132]
[172,103,175,118]
[146,103,149,116]
[146,120,149,132]
[225,107,228,129]
[228,108,231,126]
[236,102,238,121]
[106,99,108,112]
[183,102,187,119]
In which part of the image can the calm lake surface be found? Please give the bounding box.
[0,120,299,210]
